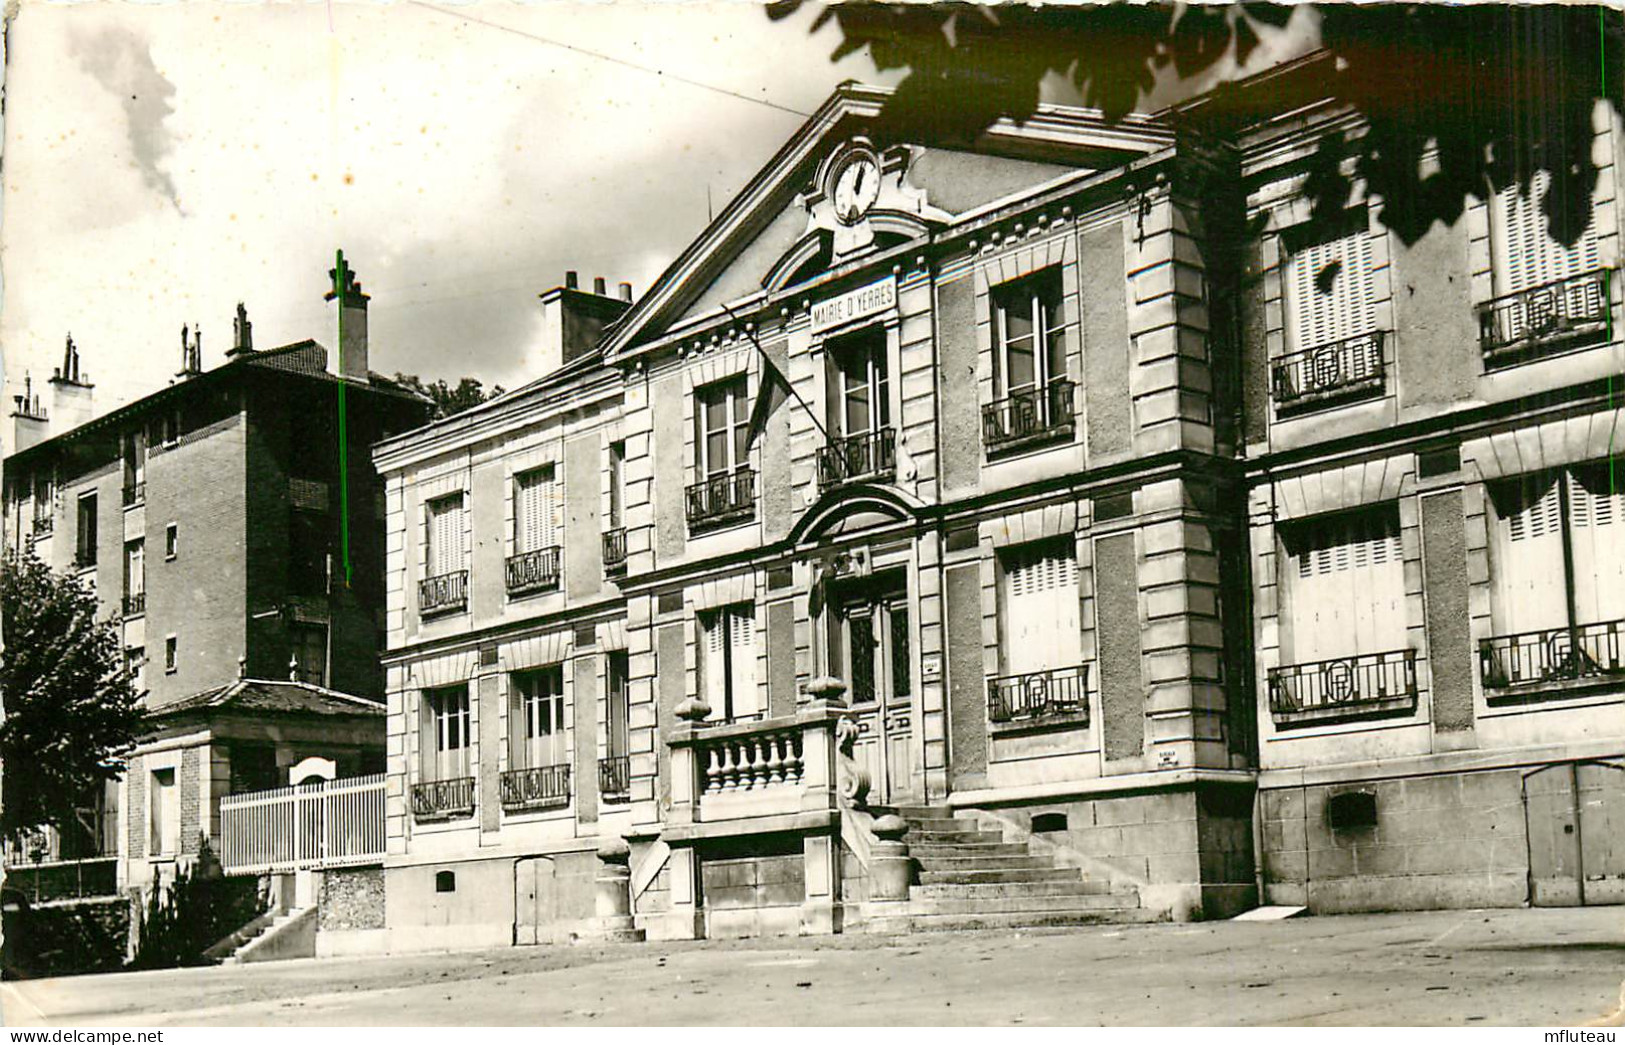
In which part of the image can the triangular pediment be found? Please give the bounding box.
[604,84,1173,360]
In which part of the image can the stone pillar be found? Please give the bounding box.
[868,814,912,902]
[662,846,705,940]
[801,677,845,813]
[579,838,645,943]
[800,833,842,935]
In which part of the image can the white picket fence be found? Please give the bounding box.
[218,773,386,875]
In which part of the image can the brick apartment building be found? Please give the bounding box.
[3,262,432,891]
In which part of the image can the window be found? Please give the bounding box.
[290,512,330,596]
[76,493,98,567]
[513,466,559,554]
[158,411,180,449]
[123,539,145,616]
[164,635,178,674]
[999,540,1083,676]
[31,473,53,533]
[422,685,471,781]
[122,431,146,504]
[826,329,890,440]
[425,493,466,578]
[698,602,758,721]
[607,442,625,530]
[165,523,178,560]
[511,666,567,769]
[1491,173,1600,297]
[606,650,630,759]
[1283,214,1375,352]
[149,768,179,857]
[291,624,327,687]
[125,647,146,697]
[830,590,912,708]
[1280,507,1405,664]
[992,269,1067,397]
[695,377,749,480]
[230,744,280,794]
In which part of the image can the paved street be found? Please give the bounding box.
[4,907,1624,1027]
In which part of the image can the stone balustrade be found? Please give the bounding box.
[667,696,849,824]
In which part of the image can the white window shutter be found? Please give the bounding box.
[729,606,758,718]
[1495,476,1567,634]
[1290,229,1374,350]
[1289,512,1403,662]
[1569,469,1625,626]
[1003,544,1080,675]
[702,611,727,719]
[430,496,463,576]
[1495,174,1600,294]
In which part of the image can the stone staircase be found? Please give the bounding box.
[862,805,1156,934]
[207,905,317,964]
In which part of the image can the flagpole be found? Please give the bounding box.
[720,301,831,444]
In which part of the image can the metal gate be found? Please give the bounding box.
[1523,760,1625,906]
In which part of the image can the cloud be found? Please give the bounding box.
[69,24,181,212]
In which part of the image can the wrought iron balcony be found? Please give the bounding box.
[982,379,1076,454]
[499,764,571,811]
[418,569,468,616]
[505,546,560,596]
[122,482,145,508]
[1479,618,1625,697]
[598,755,631,802]
[1271,332,1386,415]
[1268,649,1417,725]
[816,427,896,490]
[987,664,1090,725]
[122,592,146,618]
[410,776,475,821]
[686,468,755,532]
[602,528,627,573]
[1479,269,1612,368]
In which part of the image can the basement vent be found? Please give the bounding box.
[1418,445,1461,478]
[1326,790,1378,830]
[1032,812,1069,833]
[1094,491,1134,522]
[434,870,456,893]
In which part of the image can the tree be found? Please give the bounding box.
[391,373,507,420]
[770,3,1624,249]
[0,550,145,841]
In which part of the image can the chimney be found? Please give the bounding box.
[9,373,49,453]
[325,250,371,384]
[228,302,254,358]
[47,334,94,433]
[177,324,203,379]
[618,282,633,302]
[593,276,607,296]
[535,274,633,375]
[565,271,579,290]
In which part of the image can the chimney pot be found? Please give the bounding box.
[619,282,633,302]
[593,276,607,296]
[565,271,579,290]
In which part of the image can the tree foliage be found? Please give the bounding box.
[391,373,506,420]
[771,3,1624,248]
[1,551,145,841]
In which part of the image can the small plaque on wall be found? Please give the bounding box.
[921,654,942,681]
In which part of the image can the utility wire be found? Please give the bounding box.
[406,1,813,120]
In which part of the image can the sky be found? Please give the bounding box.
[0,1,1318,422]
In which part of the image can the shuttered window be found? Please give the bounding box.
[425,493,465,577]
[514,466,558,554]
[124,540,145,598]
[422,685,471,781]
[1000,539,1082,675]
[699,602,758,721]
[1286,225,1375,351]
[1282,506,1405,663]
[511,667,567,770]
[1570,464,1625,626]
[1492,172,1601,295]
[1493,461,1625,634]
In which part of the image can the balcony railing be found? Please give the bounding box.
[1272,332,1386,414]
[499,764,571,811]
[598,755,631,801]
[219,773,386,874]
[410,776,476,821]
[505,546,560,596]
[122,592,146,618]
[418,569,468,616]
[122,482,145,508]
[1479,269,1612,368]
[1479,619,1625,696]
[686,468,755,531]
[816,427,896,490]
[31,515,52,537]
[0,857,119,903]
[602,528,627,573]
[982,379,1076,454]
[1268,649,1418,725]
[987,664,1090,725]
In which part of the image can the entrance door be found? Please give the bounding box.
[1524,761,1625,906]
[514,855,558,944]
[831,576,917,805]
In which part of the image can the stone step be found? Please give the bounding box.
[884,805,955,820]
[907,829,1005,845]
[863,908,1160,935]
[900,892,1141,916]
[909,841,1031,858]
[899,816,975,832]
[915,853,1048,871]
[913,878,1117,899]
[919,866,1083,885]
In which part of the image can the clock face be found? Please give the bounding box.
[831,153,880,225]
